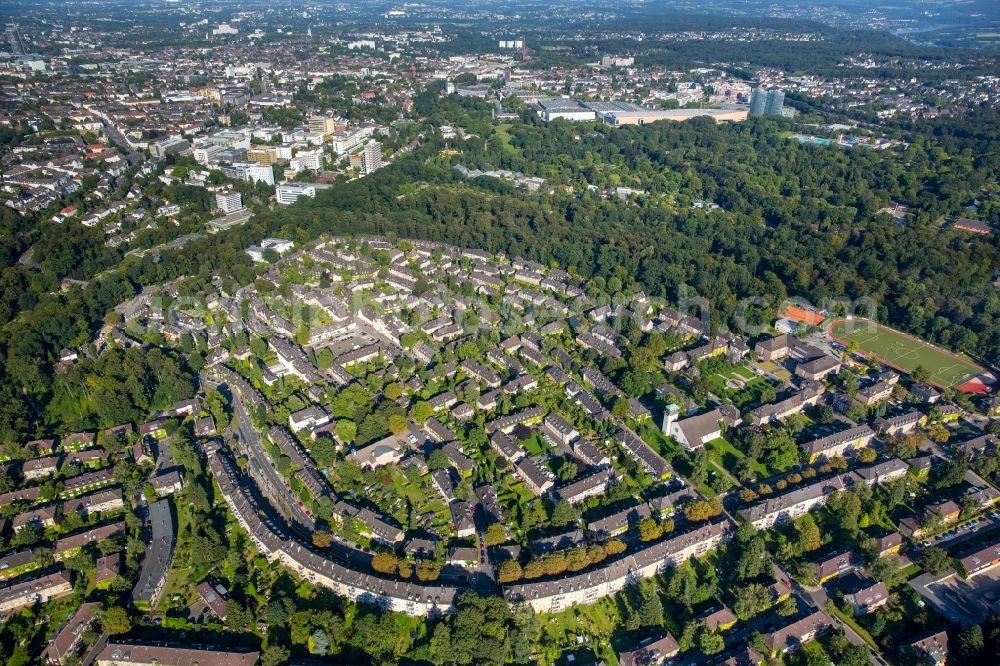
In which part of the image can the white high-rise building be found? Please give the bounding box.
[215,190,243,214]
[362,142,382,175]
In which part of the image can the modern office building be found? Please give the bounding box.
[246,146,277,165]
[219,162,274,186]
[215,190,243,214]
[765,89,785,115]
[308,115,344,135]
[150,136,190,158]
[750,89,785,116]
[276,182,317,205]
[291,148,324,172]
[5,24,25,56]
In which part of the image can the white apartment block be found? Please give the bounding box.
[215,190,243,214]
[276,182,317,205]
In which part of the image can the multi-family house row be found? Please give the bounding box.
[612,428,672,480]
[542,413,579,446]
[423,418,457,444]
[130,498,175,608]
[61,432,96,452]
[873,410,925,437]
[460,360,502,388]
[429,391,459,412]
[62,488,124,518]
[503,374,538,395]
[21,455,61,480]
[334,501,404,545]
[441,443,475,476]
[747,387,822,426]
[586,504,651,540]
[0,568,73,615]
[556,467,622,504]
[851,458,909,485]
[42,601,99,664]
[762,610,832,655]
[0,486,40,507]
[572,438,610,468]
[515,457,555,496]
[647,487,700,518]
[62,468,116,496]
[490,431,527,463]
[504,520,730,613]
[12,504,58,533]
[575,332,623,359]
[485,406,546,434]
[739,474,852,530]
[0,549,40,581]
[54,522,126,561]
[801,425,875,462]
[95,642,259,666]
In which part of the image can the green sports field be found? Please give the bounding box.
[828,319,983,388]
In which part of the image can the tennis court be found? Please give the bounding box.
[828,319,983,388]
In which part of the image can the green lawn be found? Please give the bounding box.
[521,431,548,456]
[706,364,772,407]
[539,596,622,665]
[704,437,767,477]
[829,319,983,388]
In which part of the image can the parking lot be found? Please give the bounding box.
[909,565,1000,627]
[918,511,1000,551]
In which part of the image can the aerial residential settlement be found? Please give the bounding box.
[1,1,999,665]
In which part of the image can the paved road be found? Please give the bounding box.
[205,373,377,570]
[922,512,1000,552]
[227,383,316,531]
[92,108,143,163]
